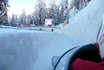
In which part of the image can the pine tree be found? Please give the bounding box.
[50,0,60,25]
[19,10,26,25]
[34,0,46,25]
[72,0,91,10]
[0,0,9,25]
[59,0,69,24]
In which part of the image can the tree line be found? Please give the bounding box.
[9,0,70,27]
[0,0,91,26]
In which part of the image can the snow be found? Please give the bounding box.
[32,33,73,70]
[0,11,3,14]
[0,0,104,70]
[0,26,60,32]
[0,29,73,70]
[62,0,104,46]
[56,23,64,28]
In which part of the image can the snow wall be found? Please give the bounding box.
[0,29,51,70]
[62,0,104,46]
[0,29,73,70]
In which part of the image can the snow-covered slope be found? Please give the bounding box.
[62,0,104,46]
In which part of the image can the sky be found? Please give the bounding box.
[8,0,60,17]
[8,0,37,17]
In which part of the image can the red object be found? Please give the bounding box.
[25,24,30,26]
[71,58,104,70]
[96,43,100,53]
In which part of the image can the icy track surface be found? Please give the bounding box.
[0,29,73,70]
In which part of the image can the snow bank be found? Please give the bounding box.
[62,0,104,46]
[0,29,73,70]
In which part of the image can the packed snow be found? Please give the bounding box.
[0,25,60,32]
[62,0,104,46]
[0,0,104,70]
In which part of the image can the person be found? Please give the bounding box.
[51,29,53,32]
[70,39,104,70]
[40,28,42,31]
[70,17,104,70]
[70,58,104,70]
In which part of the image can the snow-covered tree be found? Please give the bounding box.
[0,0,9,25]
[59,0,69,24]
[19,10,26,25]
[34,0,46,25]
[49,1,60,25]
[26,15,33,24]
[10,14,19,26]
[71,0,91,10]
[32,11,39,25]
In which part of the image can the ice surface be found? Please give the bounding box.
[0,29,73,70]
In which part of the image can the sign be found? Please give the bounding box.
[45,19,52,26]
